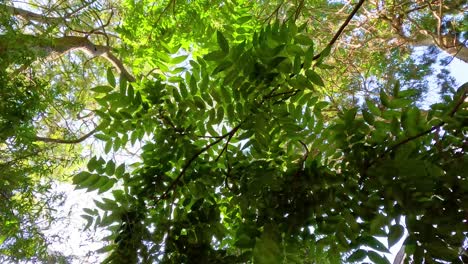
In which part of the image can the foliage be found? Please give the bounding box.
[0,74,67,261]
[75,19,468,263]
[1,0,467,263]
[0,3,90,261]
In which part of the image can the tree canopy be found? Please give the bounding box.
[0,0,467,263]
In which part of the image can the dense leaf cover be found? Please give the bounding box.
[75,21,467,263]
[1,0,467,263]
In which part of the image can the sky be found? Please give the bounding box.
[421,51,468,107]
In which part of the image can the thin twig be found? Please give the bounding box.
[34,127,97,144]
[298,140,309,169]
[148,0,175,41]
[312,0,367,61]
[368,83,467,168]
[264,1,284,23]
[214,129,237,162]
[154,123,242,203]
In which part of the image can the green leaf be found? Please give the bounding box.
[361,236,390,253]
[293,55,301,74]
[92,85,114,93]
[344,107,358,125]
[105,160,115,175]
[189,75,198,95]
[366,99,381,116]
[367,251,390,264]
[388,224,404,248]
[398,89,417,98]
[303,45,314,69]
[76,174,100,189]
[98,178,116,194]
[392,81,400,97]
[389,98,411,109]
[236,15,251,24]
[193,96,205,109]
[81,214,94,230]
[234,233,253,248]
[73,171,92,185]
[362,109,375,125]
[380,89,391,107]
[107,68,116,87]
[115,164,125,178]
[83,208,96,215]
[294,34,311,45]
[104,140,112,154]
[127,84,134,99]
[97,244,115,254]
[305,70,324,87]
[314,101,329,111]
[268,57,287,68]
[119,75,127,94]
[253,232,281,264]
[391,117,399,136]
[212,61,233,75]
[87,156,99,171]
[217,31,229,54]
[171,55,188,64]
[204,50,226,61]
[216,107,224,123]
[94,199,117,211]
[426,239,460,260]
[88,175,109,191]
[347,249,366,262]
[179,82,188,98]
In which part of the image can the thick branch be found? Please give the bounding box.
[50,36,135,81]
[34,128,96,144]
[6,5,63,24]
[0,34,135,81]
[393,242,407,264]
[398,33,468,63]
[387,12,468,63]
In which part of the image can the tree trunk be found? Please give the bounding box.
[411,34,468,63]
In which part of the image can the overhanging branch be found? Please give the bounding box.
[34,127,96,144]
[312,0,367,61]
[368,82,467,168]
[154,123,242,204]
[6,5,63,24]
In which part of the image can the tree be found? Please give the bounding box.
[1,0,467,263]
[0,1,121,261]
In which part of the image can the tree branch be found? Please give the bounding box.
[6,5,63,24]
[10,34,136,81]
[369,82,467,168]
[154,123,242,204]
[312,0,367,61]
[34,127,97,144]
[2,5,134,80]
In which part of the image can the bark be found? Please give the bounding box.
[385,13,468,63]
[0,34,135,81]
[406,34,468,63]
[5,5,63,24]
[392,244,406,264]
[3,5,135,81]
[49,35,135,81]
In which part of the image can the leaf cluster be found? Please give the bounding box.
[76,19,468,264]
